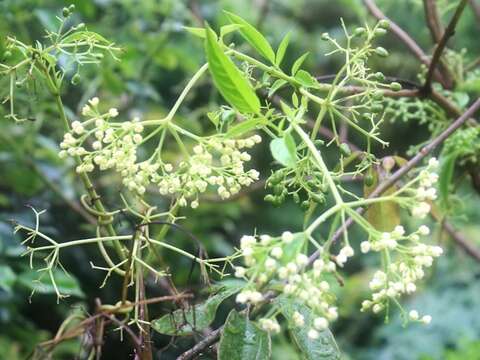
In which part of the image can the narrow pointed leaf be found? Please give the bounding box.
[184,26,206,38]
[219,310,271,360]
[291,52,309,75]
[205,26,260,114]
[224,11,275,63]
[276,32,291,66]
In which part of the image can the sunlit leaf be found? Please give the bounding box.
[276,32,291,66]
[224,11,275,63]
[270,133,297,167]
[295,70,317,88]
[291,52,309,75]
[204,25,260,114]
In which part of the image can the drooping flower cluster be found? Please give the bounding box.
[409,157,439,219]
[58,97,261,206]
[350,158,442,325]
[233,231,338,339]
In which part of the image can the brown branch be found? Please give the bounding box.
[423,0,469,92]
[442,220,480,261]
[308,97,480,264]
[423,0,445,42]
[423,0,455,88]
[469,0,480,23]
[176,326,223,360]
[363,0,448,87]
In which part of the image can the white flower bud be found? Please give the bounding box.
[418,225,430,236]
[282,231,294,243]
[89,97,99,106]
[421,315,432,324]
[313,317,328,331]
[271,247,283,259]
[361,241,371,253]
[409,310,419,320]
[308,329,319,339]
[108,108,119,117]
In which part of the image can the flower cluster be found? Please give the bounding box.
[233,231,338,338]
[410,158,439,219]
[155,136,261,206]
[360,223,442,323]
[58,98,261,206]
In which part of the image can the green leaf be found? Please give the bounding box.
[61,31,110,45]
[224,11,275,63]
[280,232,307,264]
[0,265,16,293]
[17,269,84,298]
[276,32,291,66]
[219,310,271,360]
[275,297,341,360]
[151,285,241,336]
[270,134,297,167]
[204,25,260,114]
[226,117,264,138]
[439,152,458,207]
[364,168,400,231]
[220,24,243,38]
[291,52,309,75]
[295,70,317,88]
[184,26,206,38]
[268,79,287,97]
[185,25,241,39]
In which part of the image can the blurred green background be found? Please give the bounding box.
[1,0,480,359]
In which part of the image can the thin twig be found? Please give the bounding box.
[363,0,448,87]
[176,326,223,360]
[423,0,445,43]
[469,0,480,23]
[423,0,469,92]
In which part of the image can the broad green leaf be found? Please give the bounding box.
[295,70,317,88]
[224,11,275,63]
[270,134,297,167]
[439,152,458,207]
[268,79,288,97]
[275,297,341,360]
[276,32,291,66]
[17,269,84,298]
[0,265,16,293]
[151,285,241,336]
[219,310,271,360]
[291,52,309,75]
[364,168,400,231]
[204,26,260,114]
